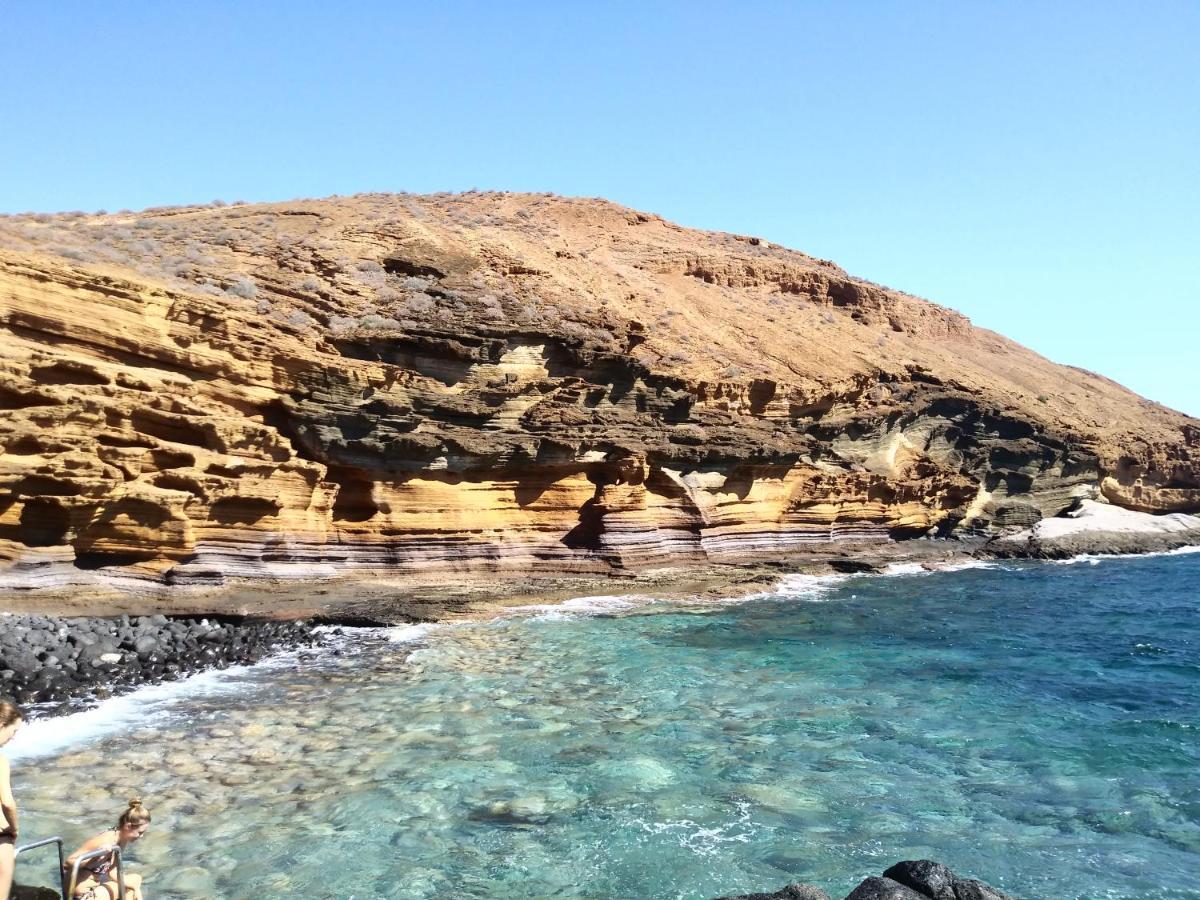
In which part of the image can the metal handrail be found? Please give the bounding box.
[65,845,125,900]
[14,836,69,900]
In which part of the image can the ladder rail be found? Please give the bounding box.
[65,845,125,900]
[14,836,69,900]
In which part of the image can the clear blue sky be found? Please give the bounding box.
[2,2,1196,416]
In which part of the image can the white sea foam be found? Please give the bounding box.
[724,557,1015,605]
[941,558,1009,572]
[767,572,851,601]
[558,595,642,613]
[5,662,260,762]
[880,559,1004,577]
[385,622,442,643]
[633,799,756,857]
[0,634,361,763]
[512,594,644,620]
[1049,555,1103,566]
[1049,543,1200,566]
[522,573,869,614]
[880,562,929,576]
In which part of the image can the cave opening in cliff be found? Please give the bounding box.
[562,498,604,551]
[211,497,281,525]
[131,409,212,449]
[748,379,777,416]
[18,498,71,547]
[328,466,380,522]
[72,550,160,570]
[559,467,618,551]
[663,396,693,424]
[514,471,562,508]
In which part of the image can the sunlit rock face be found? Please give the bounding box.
[0,193,1196,596]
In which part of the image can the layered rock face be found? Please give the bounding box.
[0,193,1196,598]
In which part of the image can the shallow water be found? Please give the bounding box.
[9,552,1200,899]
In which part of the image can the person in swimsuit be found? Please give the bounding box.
[64,799,150,900]
[0,700,24,900]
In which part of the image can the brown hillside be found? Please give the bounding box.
[0,192,1196,595]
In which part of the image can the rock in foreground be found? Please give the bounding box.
[718,860,1013,900]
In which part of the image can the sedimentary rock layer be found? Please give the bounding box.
[0,193,1196,599]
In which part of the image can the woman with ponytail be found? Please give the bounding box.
[0,700,24,900]
[65,799,150,900]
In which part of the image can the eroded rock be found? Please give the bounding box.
[0,194,1196,607]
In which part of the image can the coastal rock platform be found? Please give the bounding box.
[986,499,1200,559]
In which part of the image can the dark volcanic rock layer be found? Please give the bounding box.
[0,193,1196,605]
[718,859,1013,900]
[0,611,322,709]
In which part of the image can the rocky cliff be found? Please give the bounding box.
[1,193,1196,601]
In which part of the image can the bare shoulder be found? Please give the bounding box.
[73,830,117,855]
[0,754,9,777]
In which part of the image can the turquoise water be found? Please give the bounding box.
[10,552,1200,898]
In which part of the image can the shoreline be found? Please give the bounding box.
[0,611,325,715]
[3,527,1198,722]
[10,552,1194,895]
[3,501,1195,624]
[4,496,1199,719]
[0,536,991,623]
[2,537,980,715]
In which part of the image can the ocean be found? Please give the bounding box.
[8,550,1200,898]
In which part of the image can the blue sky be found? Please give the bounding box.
[2,2,1196,416]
